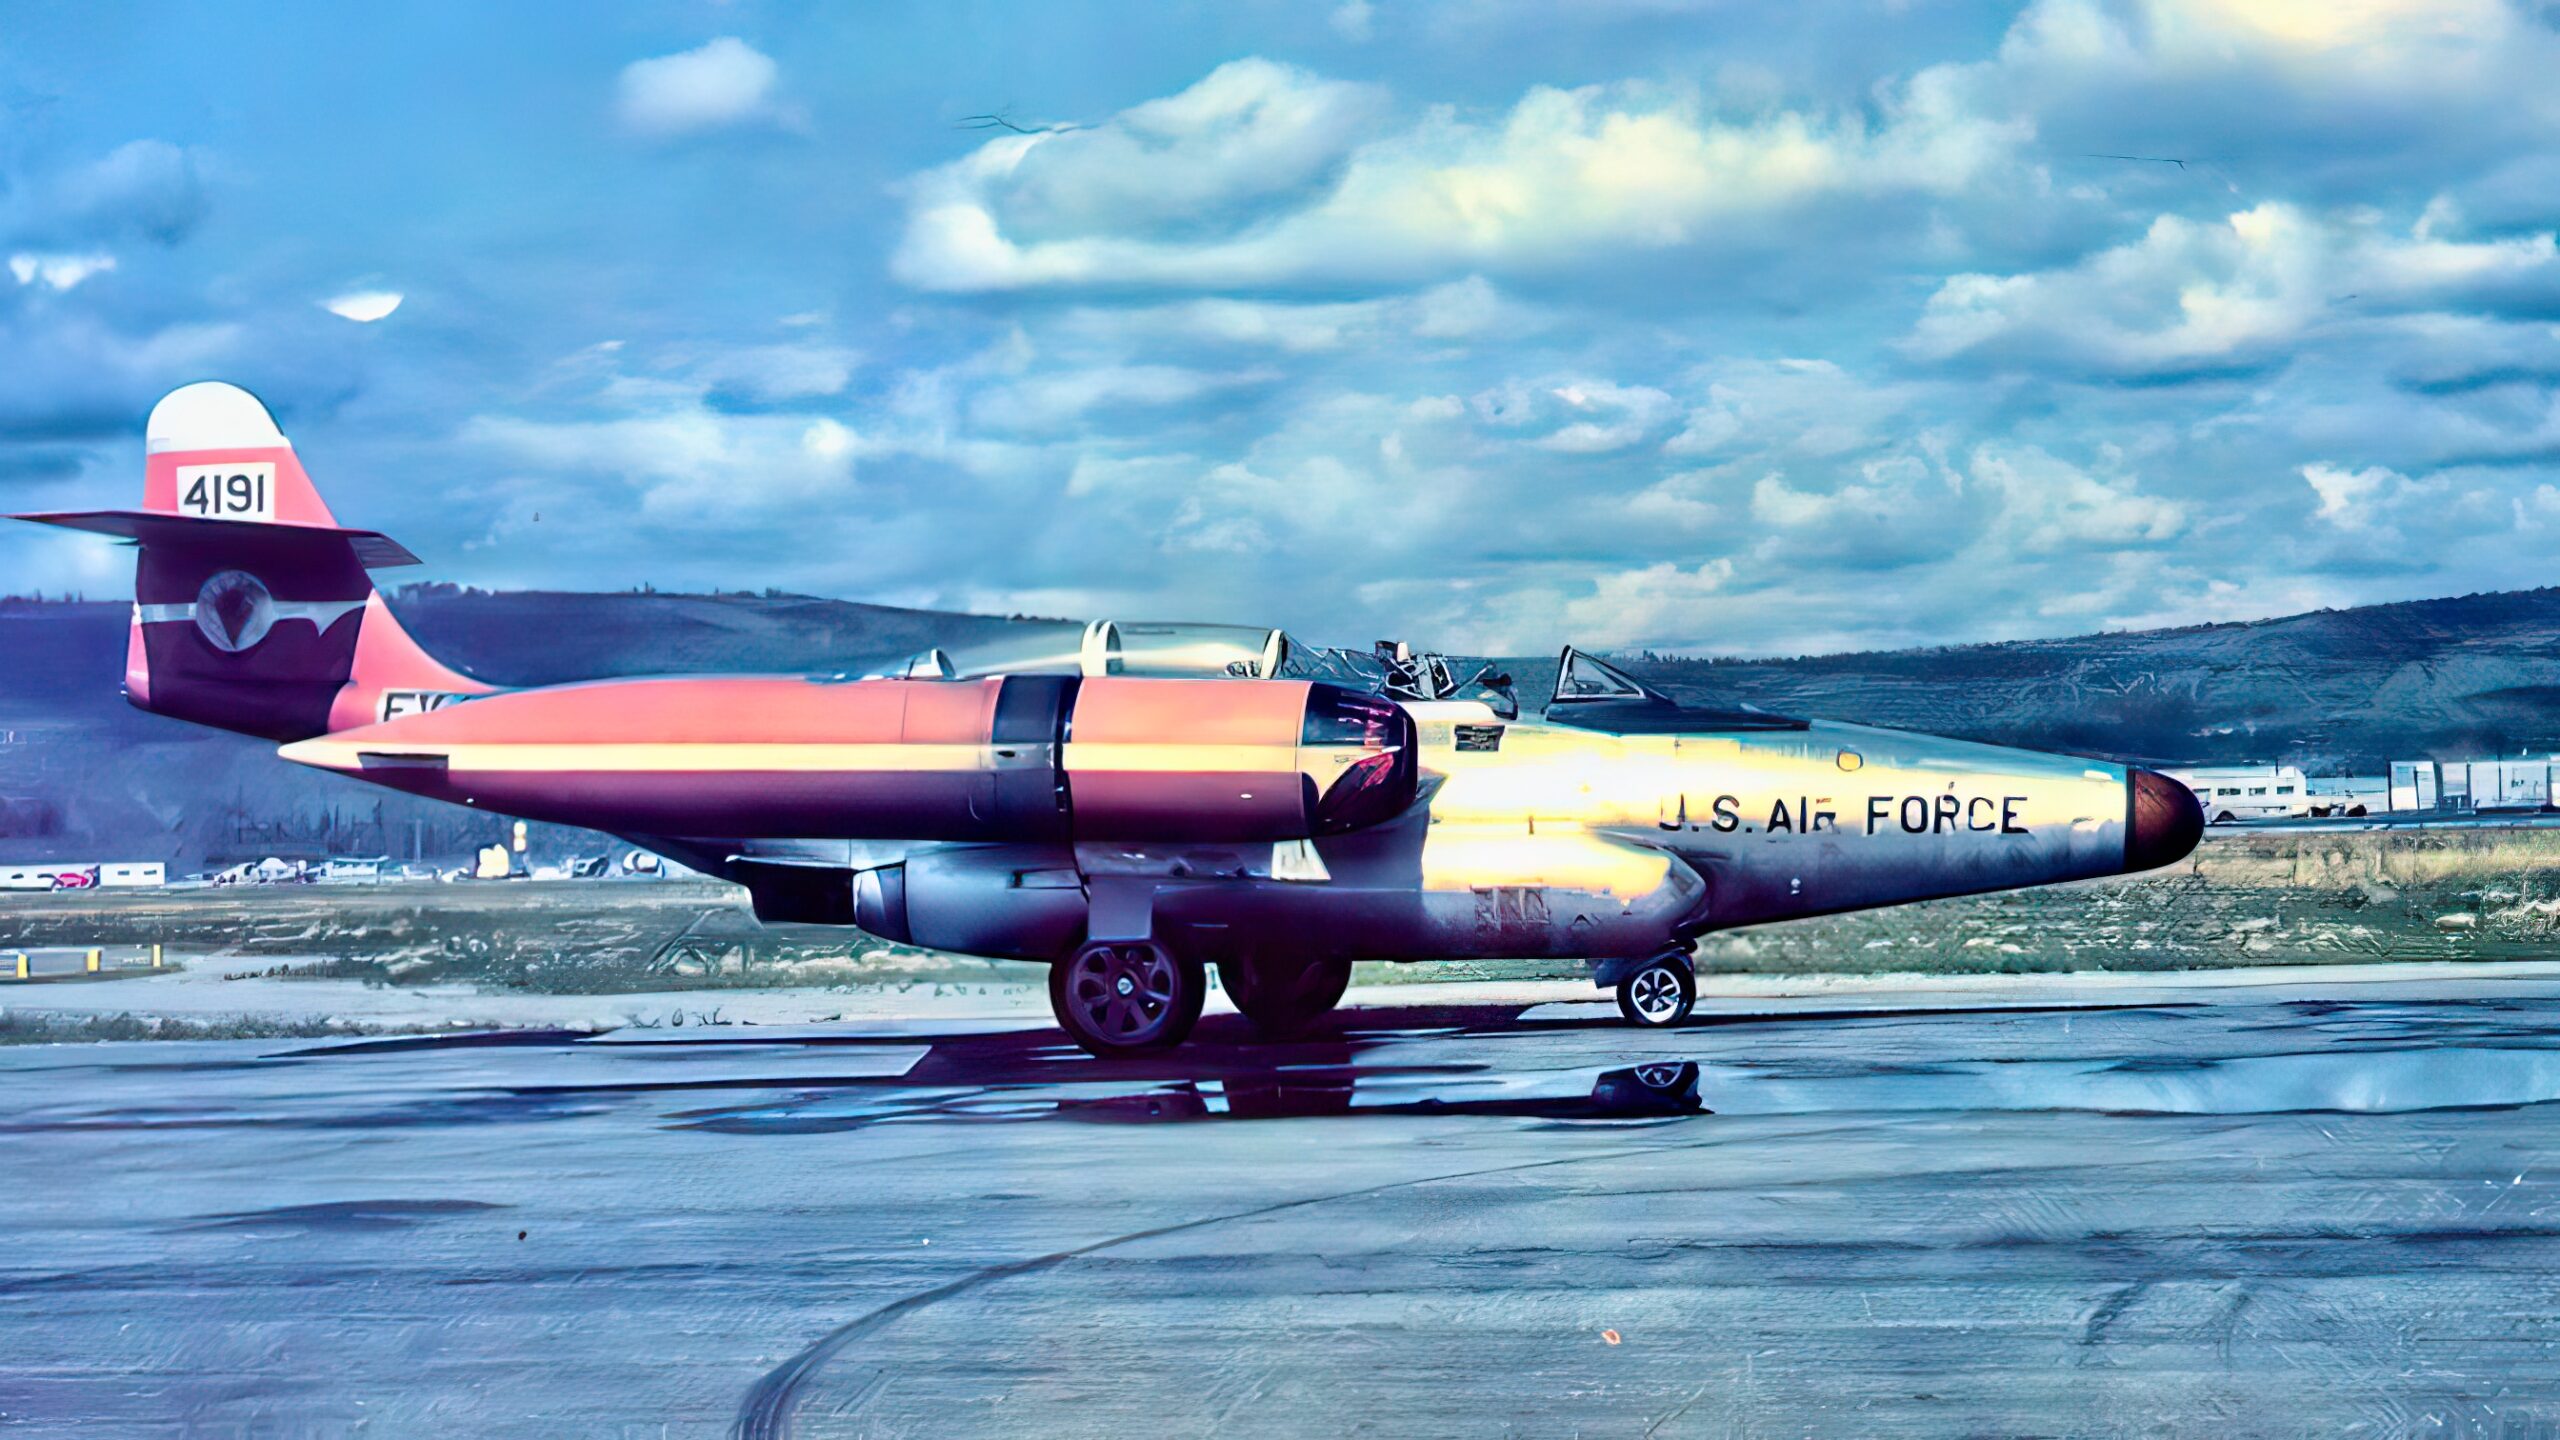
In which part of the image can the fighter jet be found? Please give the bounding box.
[14,383,2202,1054]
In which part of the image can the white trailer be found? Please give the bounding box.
[0,861,165,891]
[2437,753,2539,809]
[2161,765,2313,824]
[2389,761,2440,813]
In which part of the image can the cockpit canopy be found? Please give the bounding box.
[875,620,1285,683]
[1542,647,1807,734]
[1554,647,1656,704]
[870,622,1803,734]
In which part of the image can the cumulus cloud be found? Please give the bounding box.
[1907,203,2560,380]
[616,37,794,139]
[892,58,2026,291]
[1667,359,1923,460]
[1970,444,2186,553]
[1622,470,1719,530]
[1937,0,2560,193]
[463,404,858,519]
[28,2,2560,657]
[1557,560,1739,650]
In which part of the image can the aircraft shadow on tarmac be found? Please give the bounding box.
[255,1003,1722,1128]
[260,998,2191,1133]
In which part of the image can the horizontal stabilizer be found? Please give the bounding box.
[9,509,421,568]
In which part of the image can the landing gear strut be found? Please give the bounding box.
[1219,956,1353,1039]
[1616,950,1697,1028]
[1049,939,1205,1056]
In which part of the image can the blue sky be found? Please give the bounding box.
[8,0,2560,657]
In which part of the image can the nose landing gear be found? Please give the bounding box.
[1614,950,1697,1028]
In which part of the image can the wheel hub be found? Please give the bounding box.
[1632,967,1680,1020]
[1068,943,1177,1041]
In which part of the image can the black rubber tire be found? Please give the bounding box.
[1220,956,1354,1039]
[1616,955,1697,1028]
[1048,940,1206,1056]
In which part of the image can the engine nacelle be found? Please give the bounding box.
[283,674,1417,845]
[852,847,1088,960]
[1063,677,1416,842]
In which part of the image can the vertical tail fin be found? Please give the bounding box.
[12,382,491,742]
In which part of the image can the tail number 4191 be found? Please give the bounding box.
[175,463,276,521]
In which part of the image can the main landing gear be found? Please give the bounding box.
[1219,956,1354,1040]
[1048,939,1206,1056]
[1046,940,1357,1054]
[1614,949,1697,1028]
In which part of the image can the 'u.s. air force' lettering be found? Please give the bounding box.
[1700,794,2034,836]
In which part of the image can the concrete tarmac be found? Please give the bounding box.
[10,975,2560,1436]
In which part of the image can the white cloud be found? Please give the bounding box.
[1969,443,2186,553]
[1906,203,2560,379]
[926,59,1387,250]
[1331,1,1374,42]
[7,252,115,291]
[1557,560,1739,650]
[1538,381,1679,453]
[322,289,403,323]
[461,402,858,518]
[2301,461,2402,526]
[893,60,2027,292]
[1742,453,1974,569]
[1470,376,1678,454]
[616,37,791,139]
[1623,470,1719,529]
[800,417,856,461]
[1667,358,1921,459]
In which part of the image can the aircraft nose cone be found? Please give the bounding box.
[2126,768,2204,872]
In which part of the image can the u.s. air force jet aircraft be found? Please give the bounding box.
[15,383,2202,1054]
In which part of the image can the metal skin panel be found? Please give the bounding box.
[1413,716,2137,929]
[285,677,1006,840]
[1062,676,1319,841]
[281,669,2166,956]
[278,675,1415,846]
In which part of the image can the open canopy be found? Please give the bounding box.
[1543,647,1806,734]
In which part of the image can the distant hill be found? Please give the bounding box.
[7,584,2560,867]
[1617,586,2560,771]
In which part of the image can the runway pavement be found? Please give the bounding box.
[9,975,2560,1436]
